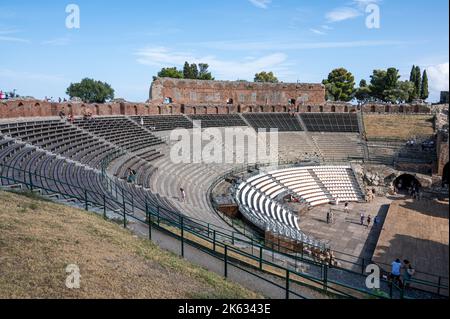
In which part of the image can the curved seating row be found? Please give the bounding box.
[235,165,364,241]
[0,120,121,169]
[73,117,163,153]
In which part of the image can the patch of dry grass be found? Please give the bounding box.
[364,114,435,140]
[0,190,261,299]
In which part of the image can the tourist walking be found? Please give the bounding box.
[360,212,365,226]
[326,210,331,224]
[344,202,349,214]
[390,259,403,287]
[402,260,415,289]
[374,215,380,227]
[367,215,372,228]
[180,188,186,202]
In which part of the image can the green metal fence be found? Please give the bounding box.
[0,162,447,299]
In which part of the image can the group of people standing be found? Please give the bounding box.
[390,259,416,288]
[327,203,380,229]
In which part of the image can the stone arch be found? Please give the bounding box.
[283,106,288,112]
[157,106,162,115]
[259,105,264,113]
[319,106,324,113]
[344,105,349,113]
[215,106,220,115]
[331,105,336,113]
[108,104,113,115]
[180,104,186,114]
[394,174,421,192]
[371,105,376,113]
[399,105,405,113]
[120,104,126,115]
[133,105,138,116]
[169,105,174,115]
[307,106,312,113]
[203,106,208,115]
[249,106,254,113]
[385,105,390,113]
[271,106,276,113]
[95,105,100,116]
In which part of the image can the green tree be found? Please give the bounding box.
[254,71,279,83]
[369,70,388,101]
[322,68,355,102]
[355,79,372,103]
[183,62,193,79]
[198,63,214,80]
[384,81,415,103]
[156,67,183,79]
[421,70,429,100]
[385,68,400,90]
[66,78,114,103]
[409,65,422,100]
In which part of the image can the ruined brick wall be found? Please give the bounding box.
[437,132,449,177]
[361,103,431,114]
[0,100,180,119]
[149,78,326,106]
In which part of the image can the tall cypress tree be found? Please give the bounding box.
[409,65,416,83]
[183,61,191,79]
[409,65,418,101]
[421,70,429,100]
[413,66,422,100]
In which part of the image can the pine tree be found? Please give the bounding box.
[421,70,429,100]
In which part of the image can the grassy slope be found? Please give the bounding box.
[364,114,435,140]
[0,190,261,299]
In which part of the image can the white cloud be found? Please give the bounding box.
[310,28,326,36]
[427,62,449,92]
[0,69,67,83]
[41,37,71,46]
[0,29,29,43]
[193,39,409,51]
[135,47,291,80]
[326,7,361,23]
[248,0,271,9]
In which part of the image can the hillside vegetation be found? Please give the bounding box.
[0,190,261,299]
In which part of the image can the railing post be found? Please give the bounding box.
[285,269,290,300]
[180,215,184,258]
[123,201,127,229]
[84,190,88,211]
[259,246,263,271]
[323,265,328,292]
[389,281,393,299]
[103,195,107,219]
[29,171,33,191]
[157,206,161,226]
[224,245,228,278]
[213,230,216,252]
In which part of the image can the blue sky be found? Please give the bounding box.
[0,0,448,102]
